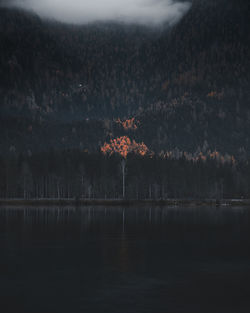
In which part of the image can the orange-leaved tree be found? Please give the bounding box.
[115,117,139,131]
[101,136,148,158]
[101,136,149,198]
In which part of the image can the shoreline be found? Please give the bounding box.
[0,198,249,207]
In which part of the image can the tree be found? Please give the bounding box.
[101,136,149,198]
[20,161,33,199]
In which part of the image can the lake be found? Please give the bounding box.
[0,206,250,313]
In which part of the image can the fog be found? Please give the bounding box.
[6,0,191,25]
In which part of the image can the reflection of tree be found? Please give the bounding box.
[101,136,149,198]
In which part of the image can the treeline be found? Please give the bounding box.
[0,149,249,200]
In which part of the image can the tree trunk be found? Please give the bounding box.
[121,159,126,199]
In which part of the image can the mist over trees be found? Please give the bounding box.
[5,0,191,25]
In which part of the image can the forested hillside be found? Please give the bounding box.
[0,0,250,157]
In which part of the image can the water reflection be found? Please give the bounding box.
[0,205,249,226]
[0,206,250,313]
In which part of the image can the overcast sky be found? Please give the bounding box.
[6,0,191,25]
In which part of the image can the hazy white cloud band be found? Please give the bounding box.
[8,0,191,25]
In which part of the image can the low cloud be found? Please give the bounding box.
[6,0,191,25]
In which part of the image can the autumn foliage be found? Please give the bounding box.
[115,118,139,131]
[101,136,149,158]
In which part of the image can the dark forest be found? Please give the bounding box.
[1,0,250,199]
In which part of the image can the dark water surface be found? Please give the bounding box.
[0,206,250,313]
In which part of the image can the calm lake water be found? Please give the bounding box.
[0,206,250,313]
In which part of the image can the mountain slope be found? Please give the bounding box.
[0,0,250,156]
